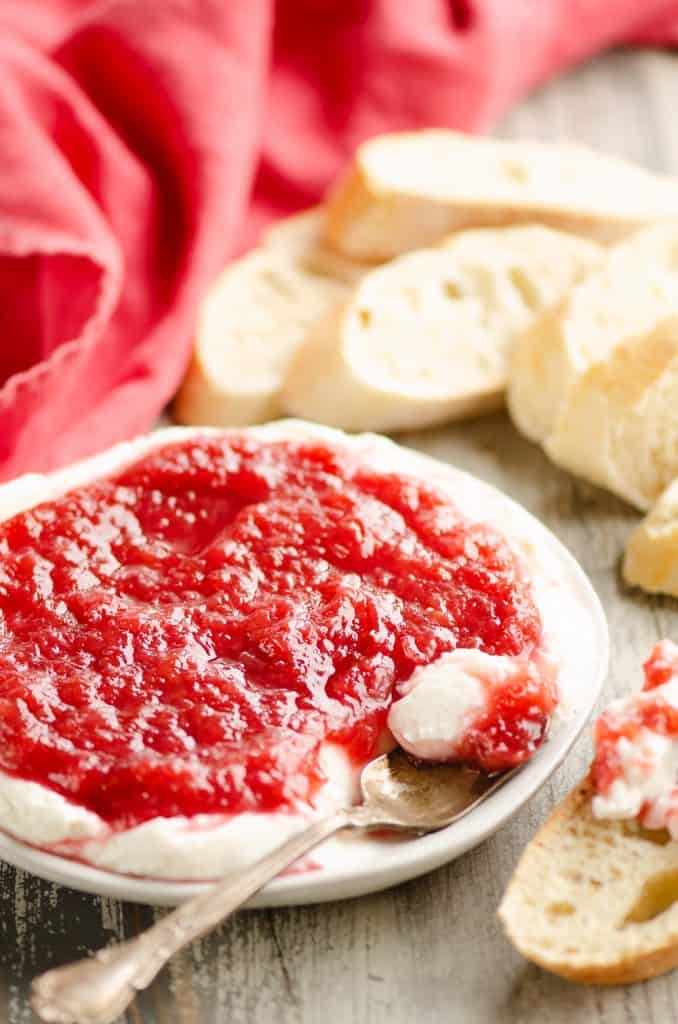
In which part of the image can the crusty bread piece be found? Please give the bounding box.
[543,320,678,510]
[174,209,368,427]
[324,131,678,260]
[508,223,678,446]
[262,207,372,282]
[624,479,678,597]
[174,248,349,426]
[499,775,678,985]
[281,226,601,433]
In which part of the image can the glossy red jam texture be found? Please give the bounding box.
[593,640,678,797]
[0,436,548,827]
[452,652,556,771]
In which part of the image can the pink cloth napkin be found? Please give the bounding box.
[0,0,676,480]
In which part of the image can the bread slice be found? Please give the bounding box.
[262,207,372,282]
[624,479,678,597]
[499,774,678,985]
[508,223,678,450]
[324,131,678,260]
[281,226,602,433]
[543,320,678,510]
[174,209,368,427]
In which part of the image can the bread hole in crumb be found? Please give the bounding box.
[547,901,576,917]
[623,821,671,846]
[443,280,463,300]
[261,270,296,298]
[564,869,583,883]
[358,308,371,328]
[508,267,540,310]
[501,159,529,185]
[642,829,672,846]
[623,869,678,926]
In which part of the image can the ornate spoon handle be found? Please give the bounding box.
[31,808,357,1024]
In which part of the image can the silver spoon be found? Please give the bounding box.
[31,749,520,1024]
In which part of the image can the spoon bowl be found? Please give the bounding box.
[357,749,521,832]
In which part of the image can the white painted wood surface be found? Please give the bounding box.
[2,47,678,1024]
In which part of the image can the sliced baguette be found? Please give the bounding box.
[174,209,368,427]
[281,226,602,433]
[324,131,678,260]
[262,207,372,282]
[498,774,678,985]
[508,223,678,451]
[624,479,678,597]
[543,320,678,510]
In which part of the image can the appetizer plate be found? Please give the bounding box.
[0,461,608,908]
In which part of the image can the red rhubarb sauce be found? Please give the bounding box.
[0,436,549,828]
[593,640,678,798]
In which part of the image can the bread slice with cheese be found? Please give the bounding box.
[324,131,678,261]
[624,479,678,597]
[281,225,601,433]
[174,209,368,427]
[498,775,678,985]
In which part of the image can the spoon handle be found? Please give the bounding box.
[31,808,354,1024]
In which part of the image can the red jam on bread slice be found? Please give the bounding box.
[0,434,555,831]
[593,640,678,833]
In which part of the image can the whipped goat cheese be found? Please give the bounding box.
[388,650,494,761]
[592,644,678,836]
[388,648,555,765]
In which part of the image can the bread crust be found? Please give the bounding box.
[623,479,678,598]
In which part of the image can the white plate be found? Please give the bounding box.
[0,465,609,907]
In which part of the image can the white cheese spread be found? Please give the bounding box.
[593,674,678,835]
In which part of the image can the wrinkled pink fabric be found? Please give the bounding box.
[0,0,676,480]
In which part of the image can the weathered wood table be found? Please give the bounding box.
[3,47,678,1024]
